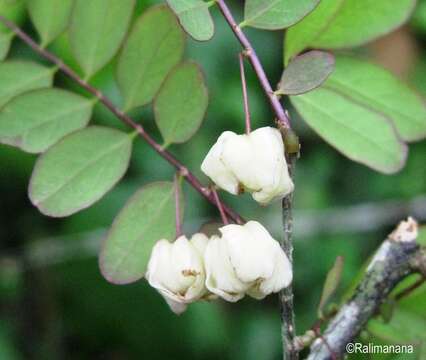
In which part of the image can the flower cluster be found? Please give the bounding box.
[146,126,294,314]
[201,127,294,205]
[146,221,292,314]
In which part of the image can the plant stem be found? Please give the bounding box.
[211,186,229,225]
[0,15,244,226]
[216,0,291,130]
[239,52,251,134]
[174,174,183,238]
[215,2,297,359]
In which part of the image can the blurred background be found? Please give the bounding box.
[0,0,425,359]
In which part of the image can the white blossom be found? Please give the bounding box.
[201,127,294,205]
[204,221,292,302]
[146,233,209,314]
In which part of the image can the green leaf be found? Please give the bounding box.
[28,0,73,47]
[0,0,26,33]
[69,0,135,79]
[0,88,93,153]
[311,0,416,49]
[0,61,54,108]
[290,62,408,174]
[284,0,344,64]
[167,0,214,41]
[100,181,182,284]
[325,56,426,142]
[278,50,335,95]
[29,126,133,217]
[318,256,344,318]
[242,0,320,30]
[117,4,185,111]
[154,62,208,145]
[0,31,12,60]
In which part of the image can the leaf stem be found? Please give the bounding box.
[239,52,251,134]
[0,15,244,226]
[174,173,183,238]
[211,186,229,225]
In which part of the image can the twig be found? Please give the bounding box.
[0,15,243,225]
[211,186,229,225]
[307,218,424,360]
[216,0,291,130]
[239,52,251,134]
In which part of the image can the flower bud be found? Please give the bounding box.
[146,233,209,314]
[201,127,294,205]
[205,221,292,302]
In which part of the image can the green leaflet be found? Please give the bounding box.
[0,88,93,153]
[29,126,133,217]
[100,181,183,284]
[117,4,185,111]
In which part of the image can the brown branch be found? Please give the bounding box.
[238,52,251,134]
[307,218,425,360]
[0,15,244,225]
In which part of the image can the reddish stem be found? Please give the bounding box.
[239,52,251,134]
[211,186,229,225]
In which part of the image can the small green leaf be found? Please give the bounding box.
[325,56,426,142]
[69,0,135,79]
[29,126,133,217]
[284,0,344,64]
[0,88,93,153]
[154,62,208,145]
[278,51,335,95]
[312,0,416,49]
[318,256,344,318]
[242,0,320,30]
[28,0,73,47]
[167,0,214,41]
[0,61,54,108]
[117,4,185,111]
[100,181,183,284]
[0,31,12,60]
[291,59,408,174]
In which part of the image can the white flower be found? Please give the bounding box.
[201,126,294,205]
[204,221,292,302]
[146,233,209,314]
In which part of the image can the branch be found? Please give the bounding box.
[0,15,243,225]
[307,218,425,360]
[214,2,297,359]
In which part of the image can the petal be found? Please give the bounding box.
[204,235,247,302]
[163,295,188,315]
[201,131,240,195]
[221,222,275,283]
[190,232,209,256]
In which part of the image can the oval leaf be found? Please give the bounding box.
[69,0,135,79]
[154,62,208,145]
[0,61,54,108]
[291,86,407,174]
[167,0,214,41]
[326,56,426,142]
[242,0,320,30]
[278,51,335,95]
[117,4,185,111]
[312,0,416,49]
[100,181,183,284]
[0,88,93,153]
[284,0,344,64]
[29,126,133,217]
[28,0,73,47]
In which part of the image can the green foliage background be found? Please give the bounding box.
[0,0,425,359]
